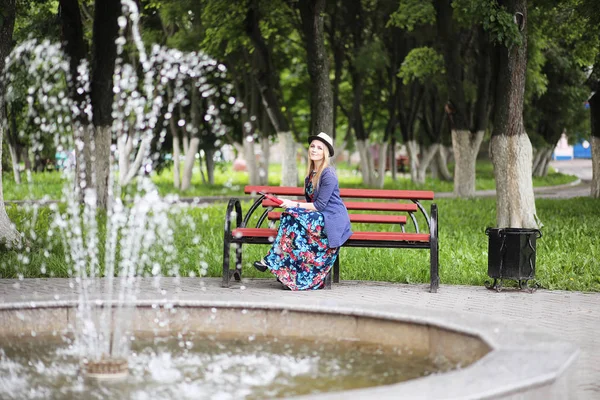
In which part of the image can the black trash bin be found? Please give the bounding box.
[485,227,542,291]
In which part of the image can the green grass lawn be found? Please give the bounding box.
[2,159,578,201]
[2,196,599,292]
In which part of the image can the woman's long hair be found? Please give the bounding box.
[306,145,330,190]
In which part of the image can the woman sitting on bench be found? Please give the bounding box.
[253,132,352,290]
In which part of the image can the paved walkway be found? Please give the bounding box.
[1,278,599,398]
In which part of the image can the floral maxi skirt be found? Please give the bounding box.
[264,208,339,291]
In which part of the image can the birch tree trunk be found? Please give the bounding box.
[181,137,200,191]
[118,134,152,186]
[374,142,389,188]
[356,139,375,187]
[532,146,554,177]
[259,136,270,185]
[406,140,420,183]
[0,0,20,246]
[431,145,453,181]
[490,0,537,228]
[589,90,600,198]
[452,130,485,196]
[172,134,181,189]
[204,148,215,185]
[243,139,259,186]
[8,143,21,185]
[0,128,19,247]
[6,106,21,184]
[592,136,600,198]
[415,143,440,184]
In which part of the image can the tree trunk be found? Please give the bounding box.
[390,138,397,181]
[243,139,259,186]
[374,142,389,188]
[298,0,333,136]
[490,0,537,228]
[245,1,297,186]
[406,140,420,182]
[0,0,20,247]
[90,0,120,209]
[59,0,92,197]
[181,137,200,190]
[532,146,554,177]
[356,139,374,187]
[8,142,21,185]
[415,143,440,184]
[7,106,21,184]
[435,1,491,197]
[592,136,600,198]
[240,76,260,186]
[205,148,215,185]
[118,134,152,186]
[589,90,600,198]
[172,132,181,189]
[259,133,270,185]
[436,145,453,181]
[452,130,484,196]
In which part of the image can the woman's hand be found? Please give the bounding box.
[280,199,296,209]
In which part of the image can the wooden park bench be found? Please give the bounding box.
[223,186,439,292]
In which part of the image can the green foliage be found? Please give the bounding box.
[387,0,435,31]
[452,0,522,48]
[524,15,549,100]
[354,39,389,74]
[13,0,60,42]
[524,3,591,145]
[397,46,445,85]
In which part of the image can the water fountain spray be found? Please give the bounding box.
[4,0,237,379]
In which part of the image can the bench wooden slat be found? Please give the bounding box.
[245,185,434,200]
[231,228,429,243]
[262,200,418,212]
[350,232,430,242]
[267,212,407,224]
[232,228,277,238]
[340,188,434,200]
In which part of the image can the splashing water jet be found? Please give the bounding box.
[4,0,235,380]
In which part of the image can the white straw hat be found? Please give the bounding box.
[307,132,334,156]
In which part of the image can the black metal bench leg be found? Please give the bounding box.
[233,243,243,281]
[222,238,231,288]
[430,242,439,293]
[429,203,439,293]
[324,268,332,289]
[333,255,340,283]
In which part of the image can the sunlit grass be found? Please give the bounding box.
[3,159,577,201]
[3,197,599,292]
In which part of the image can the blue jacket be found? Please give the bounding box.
[305,167,352,248]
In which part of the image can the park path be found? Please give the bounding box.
[436,158,593,199]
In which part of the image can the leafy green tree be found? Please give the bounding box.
[526,40,589,177]
[434,0,503,198]
[0,0,20,246]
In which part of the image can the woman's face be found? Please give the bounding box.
[309,140,325,163]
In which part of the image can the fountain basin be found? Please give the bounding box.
[0,297,578,399]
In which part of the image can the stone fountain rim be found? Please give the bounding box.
[0,298,579,400]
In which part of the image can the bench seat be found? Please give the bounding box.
[223,185,439,292]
